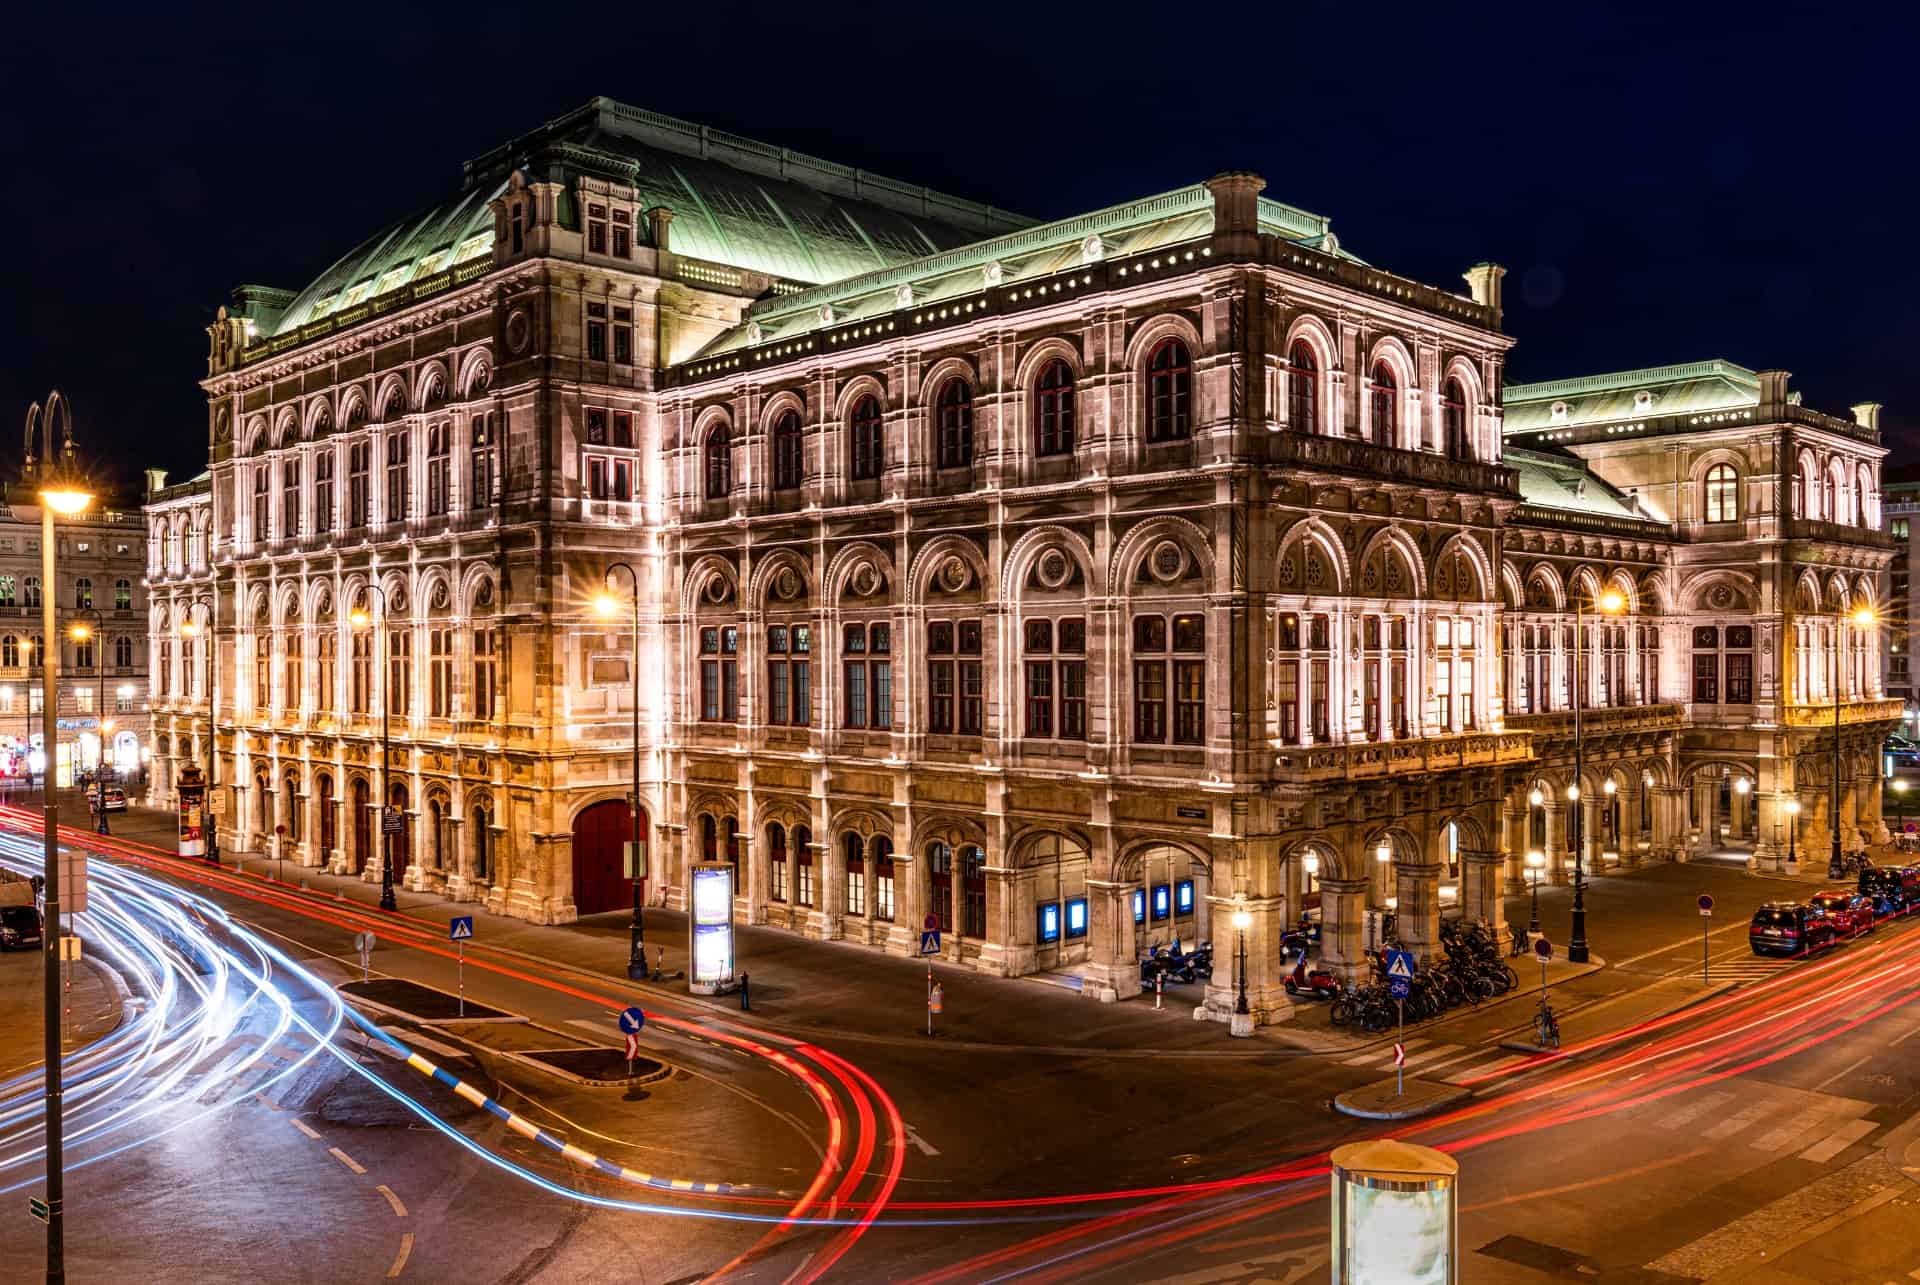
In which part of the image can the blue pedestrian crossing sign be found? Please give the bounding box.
[1385,948,1415,999]
[448,916,474,941]
[919,930,941,956]
[618,1006,647,1035]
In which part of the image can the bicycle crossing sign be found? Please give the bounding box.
[1384,948,1415,999]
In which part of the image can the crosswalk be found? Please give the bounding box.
[1700,951,1801,984]
[1338,1036,1534,1083]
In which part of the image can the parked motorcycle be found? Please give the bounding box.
[1283,955,1339,999]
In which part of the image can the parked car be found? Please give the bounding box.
[1859,865,1920,916]
[1808,888,1877,936]
[98,786,126,813]
[1749,901,1840,956]
[0,905,43,950]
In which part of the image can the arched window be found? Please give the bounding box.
[793,824,814,907]
[1286,341,1318,432]
[844,831,867,916]
[1824,467,1839,524]
[1442,377,1469,457]
[1370,362,1398,447]
[768,822,788,903]
[1146,339,1192,442]
[871,834,895,921]
[470,799,491,883]
[849,396,883,481]
[700,813,717,861]
[74,577,92,609]
[1703,464,1739,523]
[936,379,973,470]
[704,426,732,499]
[771,411,803,491]
[1034,359,1075,457]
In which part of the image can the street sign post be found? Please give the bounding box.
[1383,949,1415,1095]
[1698,894,1714,984]
[381,806,403,836]
[918,930,941,956]
[449,917,474,1015]
[274,823,287,883]
[619,1006,646,1076]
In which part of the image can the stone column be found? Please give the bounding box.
[1461,850,1504,935]
[1500,798,1527,893]
[886,851,919,956]
[1542,802,1566,883]
[1581,796,1603,869]
[1320,877,1370,983]
[1619,787,1644,867]
[1692,779,1715,854]
[1840,777,1860,852]
[1394,861,1443,966]
[1862,772,1887,846]
[1081,879,1139,1004]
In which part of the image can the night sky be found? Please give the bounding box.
[7,2,1915,491]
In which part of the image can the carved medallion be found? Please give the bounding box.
[505,308,532,355]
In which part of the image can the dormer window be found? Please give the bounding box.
[612,209,631,259]
[511,203,524,254]
[588,203,608,255]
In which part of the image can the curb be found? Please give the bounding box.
[1332,1078,1473,1120]
[494,1046,673,1089]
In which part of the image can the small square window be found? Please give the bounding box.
[1059,618,1086,653]
[957,620,981,654]
[1025,619,1052,652]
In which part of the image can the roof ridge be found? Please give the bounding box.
[1505,359,1759,401]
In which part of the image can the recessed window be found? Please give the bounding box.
[936,379,974,470]
[1034,359,1075,456]
[704,426,732,499]
[772,411,804,491]
[1287,340,1318,432]
[1704,464,1739,522]
[849,396,883,481]
[1146,339,1192,442]
[1370,361,1398,447]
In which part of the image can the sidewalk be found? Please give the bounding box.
[0,951,125,1080]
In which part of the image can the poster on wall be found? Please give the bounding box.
[688,862,735,995]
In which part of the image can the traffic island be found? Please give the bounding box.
[1332,1076,1472,1120]
[339,977,516,1023]
[505,1046,671,1087]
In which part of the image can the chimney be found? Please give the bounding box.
[1756,369,1791,416]
[646,206,675,256]
[1463,263,1507,322]
[1204,172,1265,257]
[1852,402,1883,431]
[144,469,167,499]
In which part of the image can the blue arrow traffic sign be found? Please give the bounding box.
[919,930,941,956]
[448,916,474,941]
[618,1006,647,1035]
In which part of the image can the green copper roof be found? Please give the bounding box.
[267,98,1033,339]
[1502,445,1643,518]
[1503,359,1760,433]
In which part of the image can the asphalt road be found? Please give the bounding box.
[2,805,1919,1283]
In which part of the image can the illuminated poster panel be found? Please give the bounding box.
[1329,1140,1457,1284]
[688,862,735,994]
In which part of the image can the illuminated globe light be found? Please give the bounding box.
[1597,588,1627,614]
[1603,778,1617,796]
[40,484,92,517]
[178,621,199,638]
[1733,777,1750,795]
[1786,799,1802,816]
[349,607,372,630]
[68,623,91,641]
[1301,852,1319,877]
[1851,605,1877,628]
[1526,849,1545,871]
[1231,906,1252,931]
[1528,788,1544,807]
[1376,841,1391,865]
[1566,784,1580,802]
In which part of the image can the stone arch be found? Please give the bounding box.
[457,348,493,401]
[303,396,334,438]
[1524,562,1565,611]
[915,355,979,410]
[690,402,734,451]
[823,540,894,604]
[1826,570,1851,608]
[1361,825,1423,868]
[1286,835,1348,881]
[1122,311,1204,377]
[680,554,740,615]
[459,565,497,615]
[907,534,991,605]
[1499,560,1525,609]
[831,372,889,425]
[1111,515,1215,592]
[272,406,300,450]
[746,549,814,612]
[1602,567,1640,613]
[337,386,368,429]
[1686,570,1757,614]
[416,569,455,618]
[1005,524,1099,599]
[1012,334,1085,401]
[1354,526,1426,599]
[1792,569,1822,613]
[275,584,302,627]
[1114,837,1214,882]
[413,360,450,410]
[243,414,270,455]
[1282,312,1339,375]
[1009,826,1094,865]
[1364,334,1419,450]
[830,807,894,843]
[912,811,988,853]
[757,388,807,436]
[1851,572,1877,609]
[1276,517,1349,596]
[375,373,409,421]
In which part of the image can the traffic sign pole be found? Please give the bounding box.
[1396,998,1405,1096]
[1697,894,1714,986]
[458,939,465,1018]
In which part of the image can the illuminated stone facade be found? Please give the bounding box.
[146,99,1895,1025]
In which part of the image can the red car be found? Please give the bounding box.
[1809,888,1877,937]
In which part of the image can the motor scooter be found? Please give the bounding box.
[1284,954,1340,999]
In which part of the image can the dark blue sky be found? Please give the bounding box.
[6,1,1914,486]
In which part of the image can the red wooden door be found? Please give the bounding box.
[572,800,643,916]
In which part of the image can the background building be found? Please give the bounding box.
[1881,467,1919,724]
[145,98,1897,1025]
[0,501,149,785]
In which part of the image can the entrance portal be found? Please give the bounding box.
[573,799,645,916]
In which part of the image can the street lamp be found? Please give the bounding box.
[1230,898,1251,1017]
[1830,604,1877,879]
[1894,778,1910,837]
[1785,798,1802,867]
[1602,776,1618,859]
[67,612,106,798]
[1525,849,1545,931]
[23,388,92,1285]
[350,592,398,912]
[1570,585,1627,964]
[179,604,220,867]
[594,567,647,980]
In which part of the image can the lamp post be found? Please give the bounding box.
[1732,775,1750,853]
[1785,798,1801,867]
[1230,897,1251,1017]
[1894,779,1910,839]
[179,598,220,867]
[1829,603,1877,880]
[23,388,93,1285]
[1602,776,1617,861]
[350,590,397,912]
[1526,849,1544,931]
[594,566,647,979]
[1569,586,1627,964]
[67,608,105,788]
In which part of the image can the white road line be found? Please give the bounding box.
[1444,1053,1529,1083]
[387,1232,414,1279]
[379,1024,470,1063]
[1653,1090,1736,1130]
[290,1118,321,1141]
[1342,1037,1432,1066]
[1400,1045,1469,1072]
[1702,1100,1777,1141]
[1800,1118,1879,1164]
[1891,1021,1920,1046]
[376,1184,409,1218]
[1406,1046,1486,1077]
[1752,1109,1841,1153]
[329,1146,368,1175]
[1810,1054,1874,1094]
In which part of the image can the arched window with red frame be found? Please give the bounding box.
[849,396,883,481]
[1034,359,1076,456]
[1442,376,1469,458]
[771,411,803,492]
[704,425,732,499]
[1370,362,1398,448]
[1146,339,1192,442]
[936,379,974,470]
[1287,340,1318,432]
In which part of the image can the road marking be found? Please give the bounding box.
[1342,1037,1431,1066]
[328,1146,368,1175]
[1400,1045,1469,1072]
[387,1232,413,1279]
[1652,1090,1735,1130]
[290,1118,321,1140]
[1752,1108,1841,1153]
[1811,1054,1874,1094]
[1702,1099,1777,1140]
[376,1184,408,1217]
[1800,1119,1879,1164]
[1404,1045,1485,1077]
[901,1123,940,1158]
[1891,1022,1920,1046]
[378,1024,470,1063]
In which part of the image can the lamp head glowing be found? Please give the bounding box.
[1566,784,1581,801]
[1603,778,1617,795]
[1231,908,1252,931]
[1301,853,1319,876]
[40,484,92,516]
[1375,841,1391,864]
[1896,779,1910,795]
[348,607,371,631]
[1733,777,1750,795]
[177,621,197,638]
[1597,588,1627,615]
[1526,849,1545,869]
[592,590,621,619]
[67,624,90,642]
[1785,798,1802,816]
[1851,605,1877,628]
[1528,788,1544,807]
